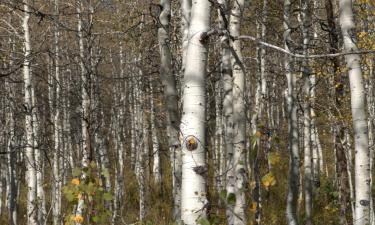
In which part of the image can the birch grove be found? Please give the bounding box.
[0,0,374,225]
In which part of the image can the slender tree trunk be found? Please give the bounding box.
[217,0,232,198]
[339,1,371,225]
[284,0,299,224]
[75,1,91,222]
[301,0,312,223]
[158,1,182,220]
[227,0,248,224]
[23,1,38,224]
[180,0,211,223]
[6,27,18,225]
[52,1,62,223]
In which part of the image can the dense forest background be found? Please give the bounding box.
[0,0,374,225]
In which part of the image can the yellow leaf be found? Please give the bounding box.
[261,172,276,188]
[71,178,80,186]
[249,202,257,213]
[72,215,84,223]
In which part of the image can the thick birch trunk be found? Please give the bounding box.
[180,0,211,223]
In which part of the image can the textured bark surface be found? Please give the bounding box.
[284,0,299,224]
[158,0,182,220]
[339,1,371,225]
[180,0,211,224]
[227,0,247,224]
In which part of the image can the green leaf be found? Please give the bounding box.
[90,161,97,169]
[103,192,113,201]
[72,168,81,177]
[219,190,227,201]
[102,168,110,179]
[197,218,210,225]
[268,152,281,166]
[62,187,75,202]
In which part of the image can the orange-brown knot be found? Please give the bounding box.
[186,136,198,151]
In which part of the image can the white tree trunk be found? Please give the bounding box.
[284,0,299,224]
[75,1,91,222]
[339,1,371,225]
[218,0,232,196]
[301,0,312,223]
[52,1,62,224]
[158,0,182,220]
[180,0,211,223]
[180,0,191,89]
[227,0,248,224]
[22,1,38,224]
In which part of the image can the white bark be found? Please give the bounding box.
[284,0,299,224]
[75,1,90,222]
[158,0,182,219]
[180,0,211,223]
[227,0,247,224]
[260,0,268,114]
[52,1,62,224]
[23,1,38,224]
[301,0,312,223]
[180,0,191,80]
[339,1,371,225]
[218,0,232,196]
[32,88,45,225]
[150,84,161,183]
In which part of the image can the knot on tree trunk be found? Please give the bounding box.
[185,135,198,151]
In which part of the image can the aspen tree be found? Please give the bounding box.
[339,1,371,225]
[217,0,232,195]
[6,25,18,225]
[180,0,211,224]
[52,0,62,224]
[158,0,181,220]
[227,0,248,224]
[301,0,312,223]
[75,0,91,222]
[284,0,299,224]
[22,1,38,224]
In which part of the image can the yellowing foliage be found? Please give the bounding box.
[71,215,84,223]
[71,178,80,186]
[249,202,257,213]
[261,172,276,188]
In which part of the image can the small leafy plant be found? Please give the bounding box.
[63,162,113,225]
